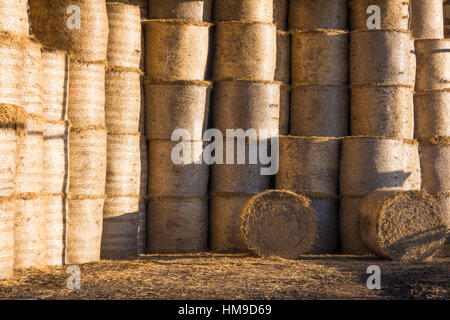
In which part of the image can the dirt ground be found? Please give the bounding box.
[1,248,449,300]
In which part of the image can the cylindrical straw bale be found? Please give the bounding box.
[29,0,109,62]
[148,140,209,197]
[415,92,450,138]
[279,84,290,135]
[148,0,212,21]
[350,86,414,139]
[291,30,348,86]
[144,20,211,81]
[290,86,348,137]
[45,194,68,266]
[137,199,146,254]
[214,0,273,23]
[276,136,341,197]
[419,137,450,194]
[147,196,208,253]
[0,34,22,106]
[409,39,416,88]
[415,39,450,92]
[275,31,290,83]
[349,0,410,31]
[68,61,105,127]
[106,0,148,17]
[69,128,107,196]
[360,191,446,261]
[0,0,29,36]
[106,3,141,69]
[411,0,444,40]
[350,31,411,86]
[289,0,348,31]
[273,0,288,30]
[21,39,43,117]
[146,81,211,141]
[214,22,276,81]
[0,197,14,279]
[307,198,339,254]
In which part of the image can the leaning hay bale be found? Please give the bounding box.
[350,86,414,139]
[148,0,212,21]
[291,30,348,86]
[349,0,410,31]
[0,0,29,36]
[408,39,416,88]
[275,31,290,83]
[360,191,446,261]
[419,137,450,194]
[415,39,450,92]
[411,0,444,40]
[147,196,208,253]
[29,0,109,62]
[69,128,107,196]
[276,136,341,197]
[106,3,141,69]
[278,84,290,135]
[273,0,288,30]
[307,198,339,254]
[144,20,211,81]
[214,0,273,23]
[214,22,276,81]
[145,80,211,141]
[44,194,68,266]
[0,197,14,279]
[42,49,69,121]
[14,195,46,269]
[212,81,280,137]
[105,68,141,133]
[0,34,22,106]
[340,137,421,197]
[350,30,411,86]
[68,61,106,127]
[210,193,254,252]
[148,140,209,197]
[290,86,348,137]
[66,196,105,264]
[137,199,146,254]
[289,0,348,31]
[21,39,44,117]
[415,92,450,138]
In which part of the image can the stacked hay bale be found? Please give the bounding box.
[101,3,145,259]
[411,0,444,40]
[211,0,278,252]
[446,1,450,38]
[30,0,109,264]
[144,3,212,253]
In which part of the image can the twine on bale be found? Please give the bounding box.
[148,0,212,21]
[0,197,15,279]
[214,0,273,23]
[0,0,29,36]
[411,0,445,40]
[289,0,348,31]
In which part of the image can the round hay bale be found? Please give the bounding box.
[360,190,446,261]
[137,199,146,254]
[212,81,280,137]
[276,136,341,197]
[278,84,290,135]
[291,30,348,86]
[415,92,450,138]
[289,0,348,31]
[350,30,411,86]
[148,139,209,197]
[29,0,109,62]
[68,61,106,127]
[139,137,148,197]
[350,86,414,139]
[307,198,339,254]
[14,195,46,269]
[145,80,211,141]
[214,21,276,81]
[349,0,410,31]
[415,39,450,92]
[340,137,421,197]
[411,0,444,40]
[275,31,290,83]
[105,68,141,134]
[0,0,28,36]
[273,0,288,30]
[144,20,211,81]
[66,196,105,264]
[69,127,107,196]
[107,0,148,18]
[408,39,416,88]
[0,197,14,279]
[43,121,70,194]
[147,196,208,253]
[419,137,450,194]
[44,194,68,266]
[0,34,22,106]
[214,0,273,23]
[148,0,212,21]
[21,38,44,117]
[210,192,253,252]
[290,86,348,137]
[240,190,317,259]
[106,3,141,69]
[42,49,69,121]
[101,196,140,259]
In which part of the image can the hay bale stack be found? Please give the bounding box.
[0,197,15,279]
[360,191,446,261]
[415,91,450,138]
[289,0,347,31]
[21,39,44,117]
[0,0,29,36]
[44,195,68,266]
[149,0,212,21]
[275,30,290,135]
[411,0,444,40]
[415,39,450,92]
[0,33,22,106]
[214,0,273,23]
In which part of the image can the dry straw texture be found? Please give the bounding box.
[0,197,14,279]
[290,86,348,137]
[415,39,450,92]
[411,0,444,40]
[278,84,290,135]
[434,193,450,243]
[147,196,208,253]
[44,195,68,266]
[214,0,273,23]
[360,191,446,261]
[275,31,290,83]
[0,0,29,36]
[137,199,146,254]
[144,20,211,81]
[273,0,288,30]
[148,0,212,21]
[21,39,44,117]
[446,1,450,38]
[409,40,416,88]
[307,198,339,254]
[419,137,450,194]
[29,0,109,62]
[414,92,450,138]
[240,190,318,259]
[138,137,148,197]
[289,0,348,31]
[107,0,148,18]
[214,22,276,81]
[0,34,22,106]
